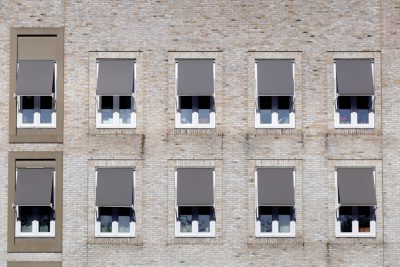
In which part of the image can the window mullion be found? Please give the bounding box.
[114,96,119,127]
[34,96,40,127]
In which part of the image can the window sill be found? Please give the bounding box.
[90,128,139,136]
[169,237,222,245]
[88,236,143,246]
[328,128,382,136]
[170,128,220,136]
[253,128,302,136]
[247,237,303,247]
[329,237,382,245]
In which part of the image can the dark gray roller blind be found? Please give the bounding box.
[177,59,214,96]
[336,59,374,96]
[337,168,376,206]
[257,59,294,96]
[14,168,54,206]
[177,168,214,206]
[97,59,135,96]
[257,168,295,206]
[96,168,134,207]
[16,60,54,96]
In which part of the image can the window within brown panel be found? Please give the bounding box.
[9,28,64,143]
[8,151,63,253]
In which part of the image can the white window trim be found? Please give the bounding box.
[333,61,375,129]
[17,62,57,128]
[255,61,295,129]
[334,169,376,237]
[95,169,135,237]
[255,169,296,237]
[175,61,216,129]
[174,170,216,237]
[15,169,56,237]
[95,61,136,129]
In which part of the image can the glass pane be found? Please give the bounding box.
[278,207,291,233]
[198,109,210,124]
[259,96,272,124]
[339,206,352,233]
[278,96,290,124]
[357,109,369,124]
[198,96,211,109]
[22,109,34,124]
[119,109,131,124]
[180,109,192,124]
[259,206,272,233]
[101,96,114,124]
[22,96,34,124]
[358,206,372,233]
[198,207,211,232]
[40,109,52,124]
[101,96,113,109]
[339,109,351,124]
[99,207,113,233]
[38,206,52,233]
[338,96,351,124]
[40,96,53,109]
[22,96,34,109]
[118,208,131,233]
[119,96,131,109]
[20,206,33,232]
[357,97,370,124]
[278,109,290,124]
[178,207,192,233]
[180,96,192,109]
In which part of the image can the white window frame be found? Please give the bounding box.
[334,169,376,237]
[334,61,375,128]
[95,60,136,129]
[95,169,135,237]
[255,169,296,237]
[255,61,295,129]
[16,62,57,128]
[174,170,216,237]
[175,61,216,129]
[15,169,56,237]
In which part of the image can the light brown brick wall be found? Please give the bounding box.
[1,1,399,266]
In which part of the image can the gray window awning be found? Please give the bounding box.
[97,59,135,96]
[257,59,294,96]
[177,168,214,206]
[337,168,377,206]
[177,59,214,96]
[336,59,374,96]
[96,168,134,207]
[16,60,54,96]
[14,168,54,206]
[257,168,295,206]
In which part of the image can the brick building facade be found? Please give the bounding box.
[1,1,400,266]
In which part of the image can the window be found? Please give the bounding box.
[335,168,377,237]
[256,59,295,128]
[176,206,215,236]
[334,59,375,128]
[8,152,63,253]
[16,206,55,237]
[176,59,215,128]
[175,168,215,237]
[10,29,64,144]
[256,168,295,237]
[13,168,55,237]
[97,207,135,236]
[96,59,136,128]
[257,207,295,235]
[16,61,57,128]
[95,168,135,237]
